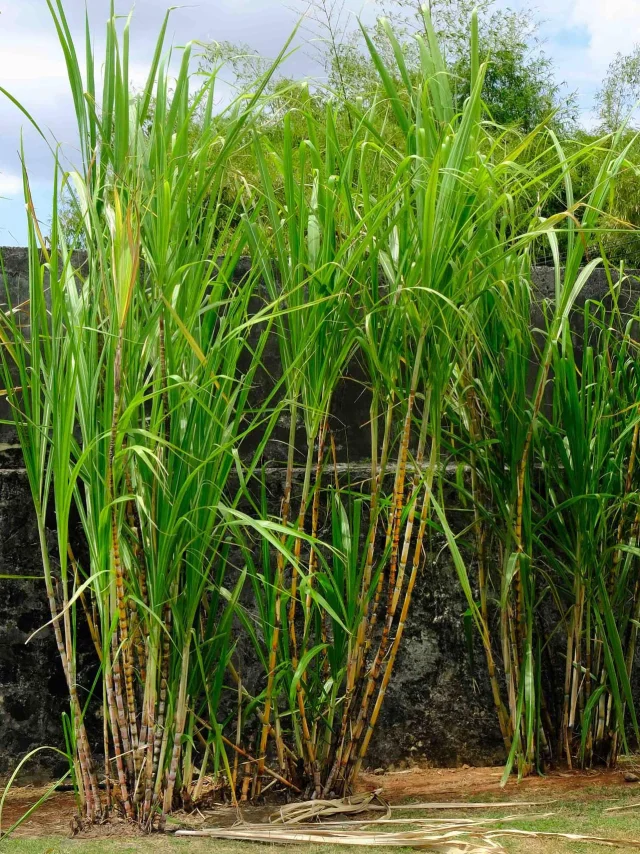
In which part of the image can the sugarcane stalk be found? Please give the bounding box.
[136,703,148,808]
[125,466,149,687]
[103,681,112,811]
[559,567,580,767]
[104,662,133,818]
[584,598,593,765]
[388,404,430,618]
[36,516,102,819]
[358,396,395,667]
[356,397,425,745]
[341,344,423,779]
[319,428,339,678]
[192,741,210,804]
[59,536,100,822]
[304,417,329,622]
[274,712,287,780]
[287,435,320,792]
[240,765,252,802]
[160,637,191,828]
[255,397,297,795]
[609,415,640,595]
[349,438,437,785]
[151,604,172,792]
[150,704,173,828]
[232,677,242,792]
[141,626,158,823]
[596,669,607,747]
[301,417,329,795]
[568,582,585,751]
[287,440,314,663]
[514,346,552,654]
[111,639,135,779]
[68,544,102,661]
[182,713,195,795]
[227,662,294,760]
[322,395,392,796]
[503,602,520,734]
[609,508,640,764]
[108,335,139,765]
[624,510,640,681]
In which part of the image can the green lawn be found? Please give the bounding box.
[485,785,640,852]
[4,785,640,854]
[3,841,364,854]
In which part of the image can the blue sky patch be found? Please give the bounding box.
[553,25,592,49]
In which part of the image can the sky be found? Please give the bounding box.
[0,0,639,245]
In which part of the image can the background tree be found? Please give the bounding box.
[377,0,492,59]
[449,11,577,132]
[596,45,640,132]
[574,46,640,266]
[300,0,577,131]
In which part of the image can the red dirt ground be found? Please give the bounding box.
[358,763,629,800]
[2,789,78,836]
[3,764,635,838]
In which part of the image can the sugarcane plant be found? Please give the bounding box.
[0,0,304,825]
[449,124,640,777]
[239,4,597,798]
[539,286,640,768]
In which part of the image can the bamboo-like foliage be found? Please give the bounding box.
[239,5,596,798]
[543,297,640,767]
[450,134,640,775]
[4,0,640,828]
[0,0,301,825]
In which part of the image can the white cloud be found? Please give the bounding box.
[571,0,640,72]
[0,173,23,197]
[0,40,67,83]
[504,0,640,126]
[517,0,640,74]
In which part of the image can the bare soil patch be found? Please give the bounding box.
[1,788,77,836]
[358,763,628,801]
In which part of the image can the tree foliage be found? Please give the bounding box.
[597,45,640,132]
[449,14,577,132]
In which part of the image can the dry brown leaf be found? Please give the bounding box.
[271,791,389,823]
[174,824,504,852]
[389,801,550,811]
[488,829,640,848]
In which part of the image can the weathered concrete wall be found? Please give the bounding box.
[0,249,638,780]
[0,467,503,778]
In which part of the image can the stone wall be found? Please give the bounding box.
[1,249,638,780]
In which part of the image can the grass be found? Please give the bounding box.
[2,840,370,854]
[495,788,640,853]
[5,786,640,853]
